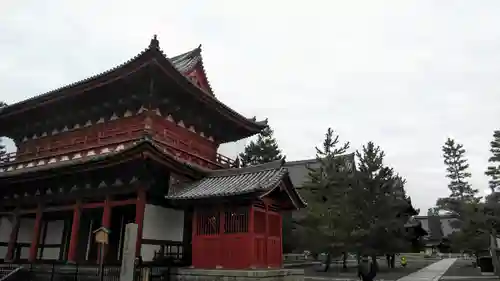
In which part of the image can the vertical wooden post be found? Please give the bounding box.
[264,202,269,267]
[135,188,146,257]
[67,201,82,263]
[191,209,197,267]
[5,212,20,262]
[248,204,255,268]
[218,206,225,268]
[99,196,112,263]
[28,206,43,262]
[279,213,283,267]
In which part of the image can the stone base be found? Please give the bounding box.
[170,268,305,281]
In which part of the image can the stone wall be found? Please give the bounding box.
[170,268,305,281]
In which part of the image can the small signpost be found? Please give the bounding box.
[94,226,111,281]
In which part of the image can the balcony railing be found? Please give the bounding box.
[0,136,235,172]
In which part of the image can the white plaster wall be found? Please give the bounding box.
[17,218,35,243]
[17,218,35,259]
[0,217,13,242]
[44,220,64,244]
[41,220,64,260]
[143,205,184,241]
[141,204,184,261]
[0,217,13,258]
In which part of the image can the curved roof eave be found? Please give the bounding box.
[0,36,267,133]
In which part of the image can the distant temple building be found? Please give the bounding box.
[282,155,426,253]
[0,36,305,269]
[414,214,459,254]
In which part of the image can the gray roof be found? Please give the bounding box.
[167,160,305,207]
[0,137,206,178]
[170,46,202,74]
[284,153,355,189]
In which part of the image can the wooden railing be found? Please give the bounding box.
[0,135,234,170]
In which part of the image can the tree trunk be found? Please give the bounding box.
[489,230,500,277]
[342,252,348,269]
[324,252,332,272]
[386,254,390,268]
[390,254,395,269]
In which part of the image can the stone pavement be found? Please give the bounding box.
[396,258,457,281]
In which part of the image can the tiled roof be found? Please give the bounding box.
[0,136,206,178]
[167,160,301,203]
[170,46,202,73]
[0,36,267,134]
[284,153,356,189]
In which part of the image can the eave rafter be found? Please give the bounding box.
[0,35,267,142]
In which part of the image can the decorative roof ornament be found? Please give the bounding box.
[149,35,159,50]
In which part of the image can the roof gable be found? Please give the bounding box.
[0,35,266,135]
[167,159,307,210]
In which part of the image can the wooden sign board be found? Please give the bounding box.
[93,227,111,245]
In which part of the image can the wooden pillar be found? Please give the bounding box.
[99,196,112,263]
[135,188,146,257]
[28,206,43,262]
[264,202,269,267]
[248,205,255,268]
[218,206,225,268]
[5,213,20,262]
[67,201,81,263]
[191,209,197,267]
[279,212,283,267]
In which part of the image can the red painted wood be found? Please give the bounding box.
[5,214,20,261]
[193,205,261,269]
[15,199,136,215]
[135,188,146,257]
[28,207,43,262]
[264,202,269,267]
[151,115,217,161]
[279,213,283,267]
[191,210,198,267]
[99,197,112,263]
[249,206,255,268]
[67,201,81,263]
[17,115,145,159]
[110,198,137,207]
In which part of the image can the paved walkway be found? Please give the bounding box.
[396,258,457,281]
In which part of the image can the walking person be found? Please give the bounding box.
[358,256,377,281]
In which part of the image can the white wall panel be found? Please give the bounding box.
[0,217,13,243]
[17,218,35,243]
[44,220,64,244]
[143,205,184,242]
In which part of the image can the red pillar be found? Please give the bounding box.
[67,201,81,263]
[28,206,43,262]
[248,205,255,268]
[191,210,198,267]
[99,196,112,263]
[218,206,225,268]
[264,202,269,267]
[5,213,20,262]
[135,188,146,257]
[279,213,283,267]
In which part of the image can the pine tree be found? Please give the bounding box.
[438,138,478,216]
[437,138,486,257]
[427,208,444,243]
[238,126,283,166]
[354,142,411,269]
[442,138,477,200]
[298,128,353,271]
[486,131,500,192]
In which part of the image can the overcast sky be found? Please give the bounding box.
[1,0,500,214]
